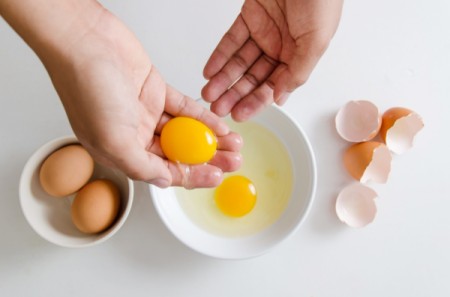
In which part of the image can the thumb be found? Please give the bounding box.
[272,37,329,104]
[108,138,172,188]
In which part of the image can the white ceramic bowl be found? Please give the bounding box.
[19,136,134,248]
[150,104,317,259]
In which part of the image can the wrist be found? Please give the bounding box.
[0,0,105,66]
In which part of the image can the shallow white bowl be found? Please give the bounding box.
[150,104,317,259]
[19,136,134,248]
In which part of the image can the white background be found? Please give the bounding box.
[1,0,449,296]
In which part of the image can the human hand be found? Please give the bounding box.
[202,0,344,121]
[50,10,243,188]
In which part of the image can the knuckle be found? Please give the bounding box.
[243,72,259,87]
[262,54,278,67]
[224,31,241,49]
[176,95,190,115]
[232,52,250,69]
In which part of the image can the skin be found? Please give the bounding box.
[0,0,242,188]
[1,0,344,187]
[202,0,344,121]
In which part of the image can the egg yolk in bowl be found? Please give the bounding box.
[175,121,294,238]
[160,117,217,164]
[215,175,257,217]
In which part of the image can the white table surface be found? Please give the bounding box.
[1,0,449,296]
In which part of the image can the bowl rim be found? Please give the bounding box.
[19,135,135,248]
[150,104,317,259]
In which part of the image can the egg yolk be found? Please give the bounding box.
[160,117,217,164]
[215,175,257,217]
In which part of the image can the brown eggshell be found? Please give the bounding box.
[343,141,392,183]
[380,107,424,154]
[39,144,94,197]
[71,179,121,234]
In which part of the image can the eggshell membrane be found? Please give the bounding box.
[336,183,378,228]
[39,144,94,197]
[380,107,424,154]
[344,141,392,184]
[335,100,381,142]
[71,179,120,234]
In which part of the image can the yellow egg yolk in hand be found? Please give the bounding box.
[215,175,257,217]
[160,117,217,164]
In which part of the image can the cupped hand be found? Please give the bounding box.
[44,8,242,188]
[202,0,344,121]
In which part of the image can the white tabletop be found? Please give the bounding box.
[1,0,449,296]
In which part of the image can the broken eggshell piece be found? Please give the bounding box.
[336,183,378,228]
[344,141,392,184]
[335,100,382,142]
[379,107,424,155]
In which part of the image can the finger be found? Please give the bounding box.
[146,131,242,160]
[154,112,172,134]
[217,131,243,152]
[154,110,232,136]
[211,54,278,117]
[145,135,164,157]
[272,36,329,102]
[107,137,172,187]
[203,15,250,80]
[202,39,261,102]
[231,81,275,122]
[168,163,223,189]
[165,86,229,136]
[209,151,242,173]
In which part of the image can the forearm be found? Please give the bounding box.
[0,0,104,65]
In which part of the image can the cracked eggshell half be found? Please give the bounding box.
[343,141,392,184]
[380,107,424,155]
[336,183,378,228]
[335,100,382,142]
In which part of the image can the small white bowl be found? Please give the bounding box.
[19,136,134,248]
[150,105,317,259]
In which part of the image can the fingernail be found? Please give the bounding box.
[152,178,170,188]
[276,92,290,106]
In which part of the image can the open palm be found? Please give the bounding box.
[46,10,241,188]
[202,0,343,121]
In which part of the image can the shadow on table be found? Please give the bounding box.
[301,109,352,235]
[107,181,224,273]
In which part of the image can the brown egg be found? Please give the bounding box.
[379,107,424,154]
[71,179,121,234]
[343,141,392,183]
[39,144,94,197]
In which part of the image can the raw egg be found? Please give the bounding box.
[343,141,392,183]
[215,175,257,217]
[39,144,94,197]
[176,121,293,237]
[380,107,424,154]
[71,179,120,234]
[160,117,217,164]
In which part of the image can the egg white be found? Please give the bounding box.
[176,120,293,237]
